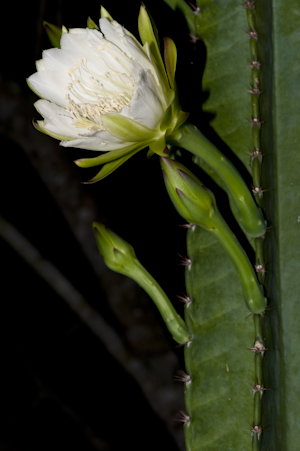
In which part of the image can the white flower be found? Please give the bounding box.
[27,6,187,181]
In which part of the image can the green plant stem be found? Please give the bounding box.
[132,260,191,344]
[206,209,266,314]
[171,122,266,238]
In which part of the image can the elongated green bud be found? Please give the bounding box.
[160,158,267,314]
[161,156,217,229]
[93,222,191,344]
[169,123,266,238]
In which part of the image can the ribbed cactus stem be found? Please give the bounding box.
[244,2,267,449]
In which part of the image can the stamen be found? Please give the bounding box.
[65,57,135,131]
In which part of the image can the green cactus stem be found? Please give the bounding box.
[243,2,266,449]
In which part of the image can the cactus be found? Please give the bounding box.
[162,0,300,449]
[94,1,300,449]
[27,1,300,449]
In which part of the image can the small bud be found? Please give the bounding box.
[93,222,137,275]
[160,157,218,229]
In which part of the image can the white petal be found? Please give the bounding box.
[36,59,45,71]
[42,48,75,73]
[68,28,88,35]
[28,71,69,107]
[34,99,72,119]
[60,136,135,151]
[42,115,82,139]
[99,19,129,54]
[60,29,103,67]
[130,89,163,129]
[88,129,125,142]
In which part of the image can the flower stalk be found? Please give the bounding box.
[169,122,266,238]
[160,157,266,314]
[93,222,191,344]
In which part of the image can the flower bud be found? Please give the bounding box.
[160,157,218,229]
[93,221,191,344]
[93,222,137,275]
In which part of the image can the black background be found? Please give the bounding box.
[0,1,213,450]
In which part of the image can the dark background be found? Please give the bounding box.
[0,1,212,450]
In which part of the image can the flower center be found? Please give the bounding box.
[65,58,134,131]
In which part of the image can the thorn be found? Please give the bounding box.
[248,381,271,398]
[174,370,192,383]
[176,338,193,349]
[246,423,264,440]
[240,0,256,9]
[177,293,192,307]
[175,410,191,424]
[247,87,262,96]
[248,149,263,168]
[247,340,270,357]
[252,185,270,199]
[188,33,200,44]
[188,2,200,15]
[247,30,259,40]
[254,262,268,274]
[178,223,195,230]
[177,254,192,269]
[248,59,261,70]
[250,117,263,129]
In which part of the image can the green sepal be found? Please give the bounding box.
[176,189,216,229]
[138,5,169,89]
[164,89,176,110]
[146,149,155,158]
[101,113,157,142]
[32,120,72,141]
[100,6,113,21]
[43,22,62,48]
[160,103,174,134]
[148,135,167,156]
[84,149,140,183]
[87,17,99,30]
[74,142,150,168]
[173,110,189,132]
[164,37,177,89]
[160,157,216,227]
[93,222,137,273]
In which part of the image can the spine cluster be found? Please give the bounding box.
[244,1,269,448]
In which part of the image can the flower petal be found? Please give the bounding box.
[27,70,69,107]
[34,99,72,119]
[102,113,158,142]
[130,72,164,128]
[60,136,135,151]
[75,141,150,167]
[85,149,141,183]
